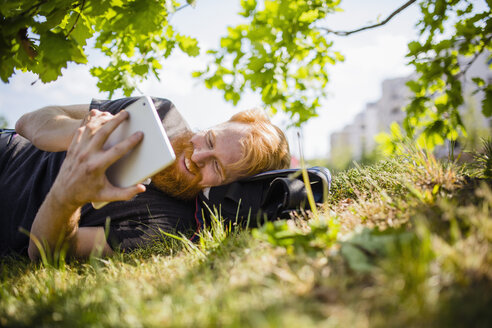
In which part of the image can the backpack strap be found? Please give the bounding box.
[262,177,307,209]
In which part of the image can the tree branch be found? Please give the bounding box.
[175,4,191,13]
[66,0,86,38]
[20,0,48,17]
[168,3,190,21]
[455,35,492,79]
[320,0,417,36]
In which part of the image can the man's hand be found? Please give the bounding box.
[28,109,146,261]
[52,109,146,207]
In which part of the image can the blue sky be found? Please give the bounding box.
[0,0,422,158]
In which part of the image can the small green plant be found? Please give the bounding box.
[473,138,492,179]
[252,214,339,255]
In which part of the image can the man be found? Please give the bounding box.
[0,97,290,260]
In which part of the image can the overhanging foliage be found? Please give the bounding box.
[1,0,491,146]
[0,0,199,97]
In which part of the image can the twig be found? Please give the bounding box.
[320,0,417,36]
[168,3,191,22]
[20,0,48,17]
[455,35,492,79]
[66,0,86,38]
[175,4,191,12]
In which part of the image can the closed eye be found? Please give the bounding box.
[206,130,215,149]
[214,160,225,183]
[214,160,220,175]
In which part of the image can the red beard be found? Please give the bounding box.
[151,131,203,200]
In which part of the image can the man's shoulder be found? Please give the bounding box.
[90,96,175,115]
[90,96,191,139]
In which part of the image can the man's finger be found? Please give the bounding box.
[90,110,129,149]
[99,131,144,169]
[80,109,99,126]
[100,183,146,202]
[78,109,118,146]
[67,125,87,154]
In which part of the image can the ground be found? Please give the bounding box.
[1,145,491,327]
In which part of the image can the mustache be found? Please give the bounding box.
[151,130,204,200]
[182,143,199,175]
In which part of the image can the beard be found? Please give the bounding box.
[151,131,203,200]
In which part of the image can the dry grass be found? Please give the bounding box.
[1,146,492,327]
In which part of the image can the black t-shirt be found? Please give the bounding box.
[0,97,197,257]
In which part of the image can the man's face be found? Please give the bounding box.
[152,122,249,199]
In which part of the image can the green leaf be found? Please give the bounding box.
[0,56,16,83]
[85,0,112,16]
[482,88,492,117]
[407,41,421,54]
[35,31,86,82]
[472,77,485,87]
[340,228,415,273]
[406,80,422,93]
[375,132,397,155]
[37,8,68,32]
[240,0,257,16]
[177,34,199,57]
[299,10,319,23]
[69,14,94,46]
[132,63,149,76]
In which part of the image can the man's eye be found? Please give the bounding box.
[206,132,214,149]
[214,161,222,179]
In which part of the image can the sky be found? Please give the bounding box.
[0,0,422,159]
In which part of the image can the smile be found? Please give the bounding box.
[181,154,196,177]
[184,157,192,172]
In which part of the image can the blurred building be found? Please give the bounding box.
[329,52,492,162]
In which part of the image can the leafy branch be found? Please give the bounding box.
[0,0,199,97]
[377,0,492,151]
[1,0,490,146]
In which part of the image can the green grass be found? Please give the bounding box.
[1,145,492,327]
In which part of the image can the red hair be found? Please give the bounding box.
[228,108,290,177]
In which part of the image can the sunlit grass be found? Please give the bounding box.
[1,145,492,327]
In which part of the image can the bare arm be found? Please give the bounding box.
[28,109,146,261]
[28,191,114,259]
[15,104,89,152]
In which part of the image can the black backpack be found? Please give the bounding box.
[193,167,332,231]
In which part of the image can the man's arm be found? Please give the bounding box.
[28,109,146,261]
[28,193,114,259]
[15,104,89,152]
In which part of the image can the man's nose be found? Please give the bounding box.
[191,148,213,167]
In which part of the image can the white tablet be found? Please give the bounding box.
[92,96,176,209]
